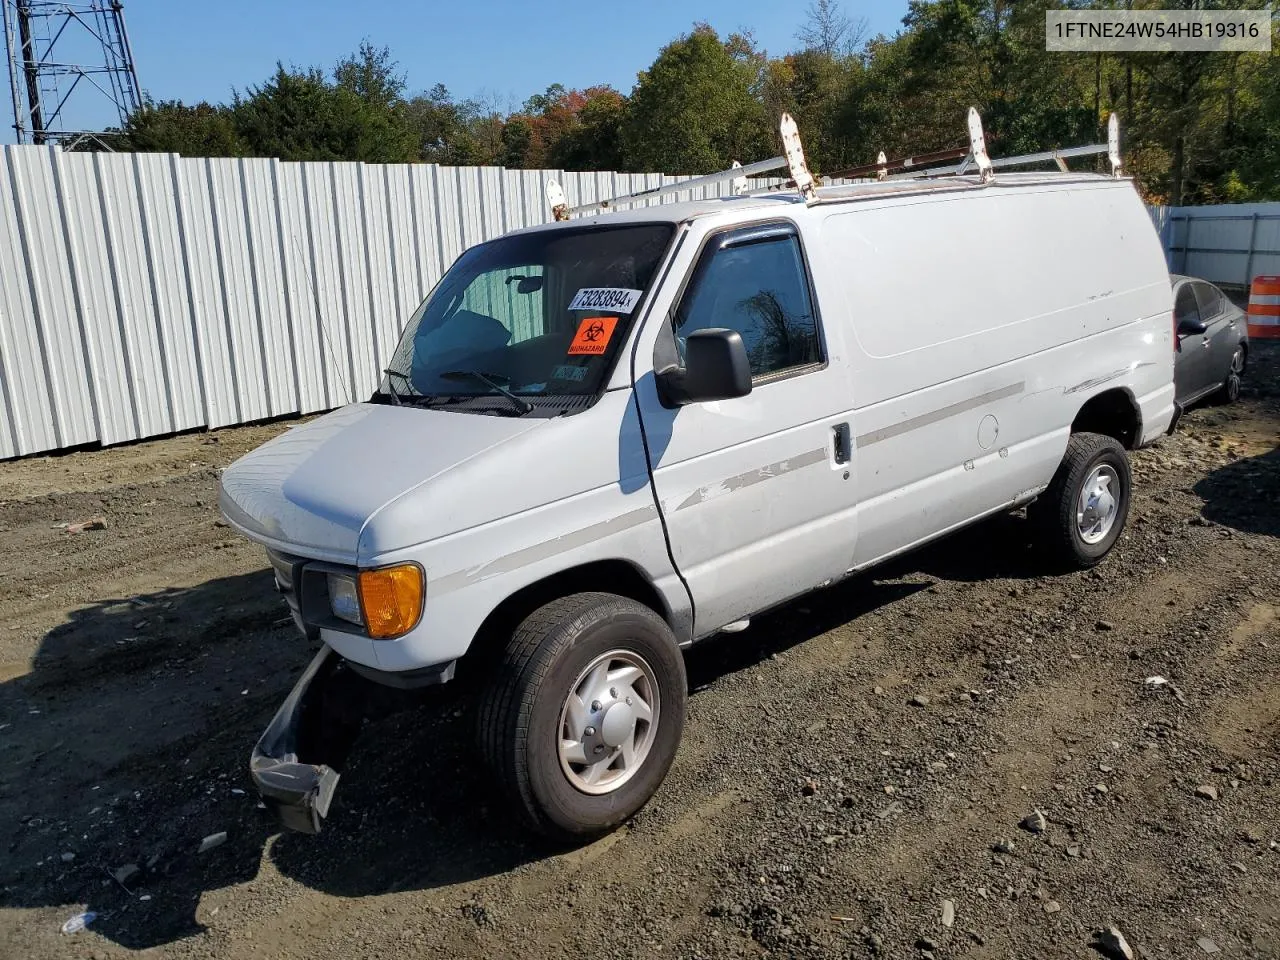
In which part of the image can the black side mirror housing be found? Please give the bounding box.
[656,328,752,406]
[1177,316,1207,336]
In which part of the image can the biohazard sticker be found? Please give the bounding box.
[568,287,642,313]
[568,316,619,355]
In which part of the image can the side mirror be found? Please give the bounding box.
[1177,316,1207,336]
[656,328,752,406]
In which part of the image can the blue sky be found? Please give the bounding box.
[5,0,910,141]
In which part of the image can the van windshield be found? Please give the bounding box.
[381,222,675,412]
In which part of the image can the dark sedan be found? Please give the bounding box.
[1173,274,1248,408]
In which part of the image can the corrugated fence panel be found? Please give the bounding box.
[0,147,53,458]
[359,163,399,376]
[207,158,271,423]
[381,165,422,339]
[17,146,1244,461]
[331,162,378,403]
[273,161,328,415]
[57,149,133,446]
[134,152,205,434]
[431,165,465,289]
[239,157,297,420]
[178,157,237,428]
[300,161,353,407]
[1153,202,1280,286]
[7,146,97,451]
[96,151,177,440]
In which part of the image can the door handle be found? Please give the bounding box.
[832,422,852,464]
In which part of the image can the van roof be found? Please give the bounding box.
[505,170,1128,237]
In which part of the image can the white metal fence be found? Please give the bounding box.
[1149,202,1280,288]
[1,144,1273,461]
[0,146,803,460]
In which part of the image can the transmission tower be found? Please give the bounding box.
[2,0,141,148]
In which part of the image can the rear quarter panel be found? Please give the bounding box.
[814,180,1172,565]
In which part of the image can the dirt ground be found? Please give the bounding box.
[1,346,1278,960]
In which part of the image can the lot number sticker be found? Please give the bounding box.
[552,364,589,382]
[568,287,642,313]
[568,316,619,355]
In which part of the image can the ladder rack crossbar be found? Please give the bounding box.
[889,142,1109,181]
[568,155,787,216]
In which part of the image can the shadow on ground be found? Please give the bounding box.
[1195,446,1280,537]
[1,507,1072,949]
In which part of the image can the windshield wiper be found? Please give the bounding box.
[380,368,410,405]
[437,370,534,415]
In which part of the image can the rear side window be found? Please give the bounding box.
[1193,281,1225,320]
[1175,285,1201,326]
[674,231,821,379]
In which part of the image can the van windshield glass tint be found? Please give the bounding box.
[383,224,674,405]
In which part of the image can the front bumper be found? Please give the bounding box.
[250,645,366,834]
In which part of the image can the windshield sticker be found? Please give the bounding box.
[568,287,643,313]
[551,364,588,382]
[568,316,619,355]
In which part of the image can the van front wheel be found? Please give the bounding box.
[477,592,687,841]
[1033,431,1131,569]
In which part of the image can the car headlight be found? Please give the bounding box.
[327,574,363,625]
[325,564,424,638]
[357,564,424,639]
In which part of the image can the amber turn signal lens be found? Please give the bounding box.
[357,564,423,639]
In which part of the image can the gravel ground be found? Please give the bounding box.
[1,345,1278,960]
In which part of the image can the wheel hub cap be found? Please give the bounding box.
[1077,463,1120,544]
[599,701,636,748]
[558,650,660,796]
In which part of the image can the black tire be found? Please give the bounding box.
[1214,345,1244,405]
[1031,431,1131,569]
[477,592,686,841]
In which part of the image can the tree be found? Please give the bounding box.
[104,11,1279,202]
[549,87,627,171]
[231,63,416,163]
[796,0,867,57]
[622,24,771,174]
[121,100,245,156]
[334,41,407,110]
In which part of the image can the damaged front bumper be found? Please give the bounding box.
[250,645,366,834]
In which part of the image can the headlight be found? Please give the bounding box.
[357,564,424,639]
[327,574,363,625]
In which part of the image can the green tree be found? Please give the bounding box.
[622,24,772,174]
[121,100,245,156]
[549,87,627,171]
[334,41,407,110]
[230,63,415,163]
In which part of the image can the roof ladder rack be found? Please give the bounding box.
[547,112,816,221]
[883,109,1123,182]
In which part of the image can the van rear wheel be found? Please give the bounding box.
[477,592,686,841]
[1032,431,1131,569]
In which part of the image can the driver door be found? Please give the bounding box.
[633,223,858,637]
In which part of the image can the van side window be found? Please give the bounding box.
[1193,281,1224,320]
[674,233,821,379]
[1174,285,1201,327]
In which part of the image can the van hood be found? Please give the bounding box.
[218,403,546,561]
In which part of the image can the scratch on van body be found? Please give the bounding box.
[856,382,1024,448]
[1063,360,1155,396]
[677,447,827,510]
[433,505,658,595]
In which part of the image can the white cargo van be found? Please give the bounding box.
[220,112,1175,838]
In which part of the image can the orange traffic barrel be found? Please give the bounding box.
[1248,275,1280,339]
